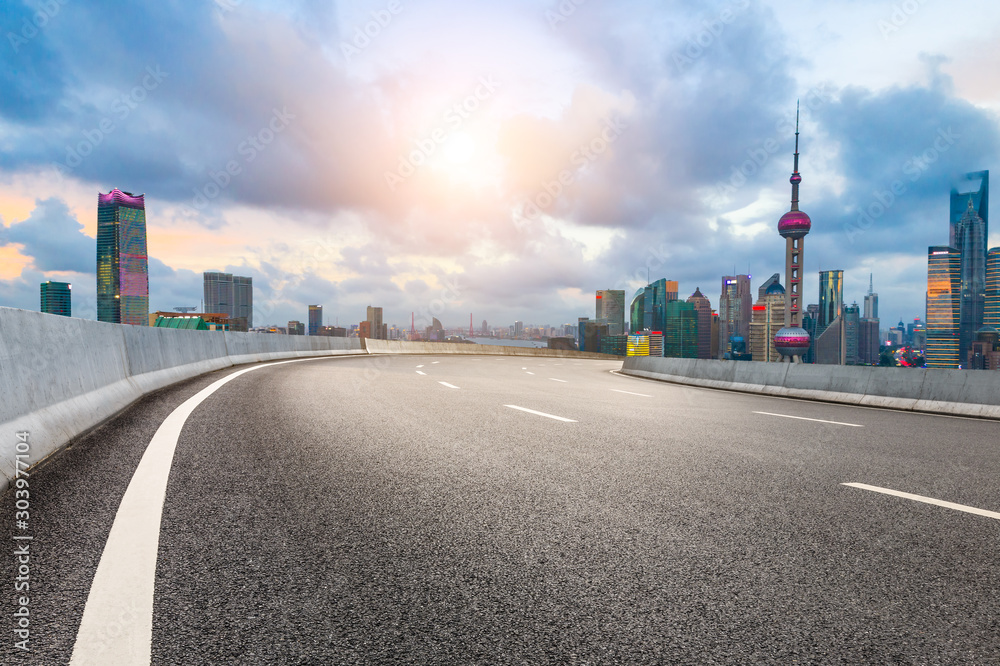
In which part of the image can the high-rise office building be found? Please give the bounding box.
[288,320,305,335]
[596,289,626,335]
[97,189,148,325]
[954,197,987,358]
[366,305,386,340]
[950,171,988,250]
[686,287,713,359]
[864,274,878,320]
[40,281,71,317]
[926,247,962,368]
[815,270,845,364]
[987,247,1000,328]
[203,272,253,331]
[629,288,644,333]
[749,282,785,362]
[718,274,751,358]
[308,305,323,336]
[774,105,812,362]
[641,279,678,333]
[844,302,860,365]
[663,301,698,358]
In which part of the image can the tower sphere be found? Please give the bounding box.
[778,210,811,238]
[774,326,811,356]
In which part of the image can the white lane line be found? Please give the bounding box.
[416,370,427,376]
[753,411,863,427]
[549,378,568,383]
[504,405,577,422]
[432,361,440,364]
[611,388,652,397]
[70,358,317,665]
[526,371,535,375]
[842,483,1000,521]
[438,381,460,389]
[416,364,424,368]
[521,367,527,370]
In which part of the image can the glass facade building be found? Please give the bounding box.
[663,301,698,358]
[718,275,751,358]
[950,170,988,250]
[595,289,626,335]
[686,287,714,360]
[926,247,961,368]
[308,305,323,336]
[204,272,253,330]
[987,247,1000,328]
[954,198,987,357]
[97,189,149,325]
[40,281,71,317]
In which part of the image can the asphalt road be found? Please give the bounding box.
[3,354,1000,664]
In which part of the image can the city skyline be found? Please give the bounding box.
[2,2,1000,328]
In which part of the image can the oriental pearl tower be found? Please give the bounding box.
[774,103,812,362]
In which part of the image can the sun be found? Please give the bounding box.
[442,131,476,165]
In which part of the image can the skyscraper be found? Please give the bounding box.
[718,274,751,358]
[308,305,323,336]
[773,105,812,362]
[642,279,678,332]
[97,189,148,325]
[595,289,626,335]
[40,281,71,317]
[663,300,698,358]
[987,247,1000,328]
[203,272,253,330]
[686,287,713,359]
[926,247,961,368]
[757,273,780,300]
[954,198,987,356]
[750,282,785,362]
[844,302,860,365]
[864,274,878,320]
[815,270,845,365]
[950,170,988,250]
[366,305,386,340]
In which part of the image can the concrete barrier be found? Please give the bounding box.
[0,307,364,492]
[363,339,620,360]
[621,356,1000,420]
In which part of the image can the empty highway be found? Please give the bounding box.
[3,354,1000,664]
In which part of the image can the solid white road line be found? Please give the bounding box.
[438,381,460,389]
[611,388,652,397]
[70,358,317,665]
[753,411,863,427]
[842,483,1000,521]
[416,370,427,376]
[549,378,568,383]
[504,405,577,422]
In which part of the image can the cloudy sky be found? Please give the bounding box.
[2,0,999,330]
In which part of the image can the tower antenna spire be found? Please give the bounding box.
[790,100,801,212]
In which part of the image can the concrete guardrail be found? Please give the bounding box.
[0,307,363,491]
[622,356,1000,420]
[363,338,620,360]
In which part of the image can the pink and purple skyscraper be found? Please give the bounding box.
[774,105,812,361]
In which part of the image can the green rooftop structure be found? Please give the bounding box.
[153,316,209,330]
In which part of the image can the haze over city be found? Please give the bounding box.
[2,0,1000,329]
